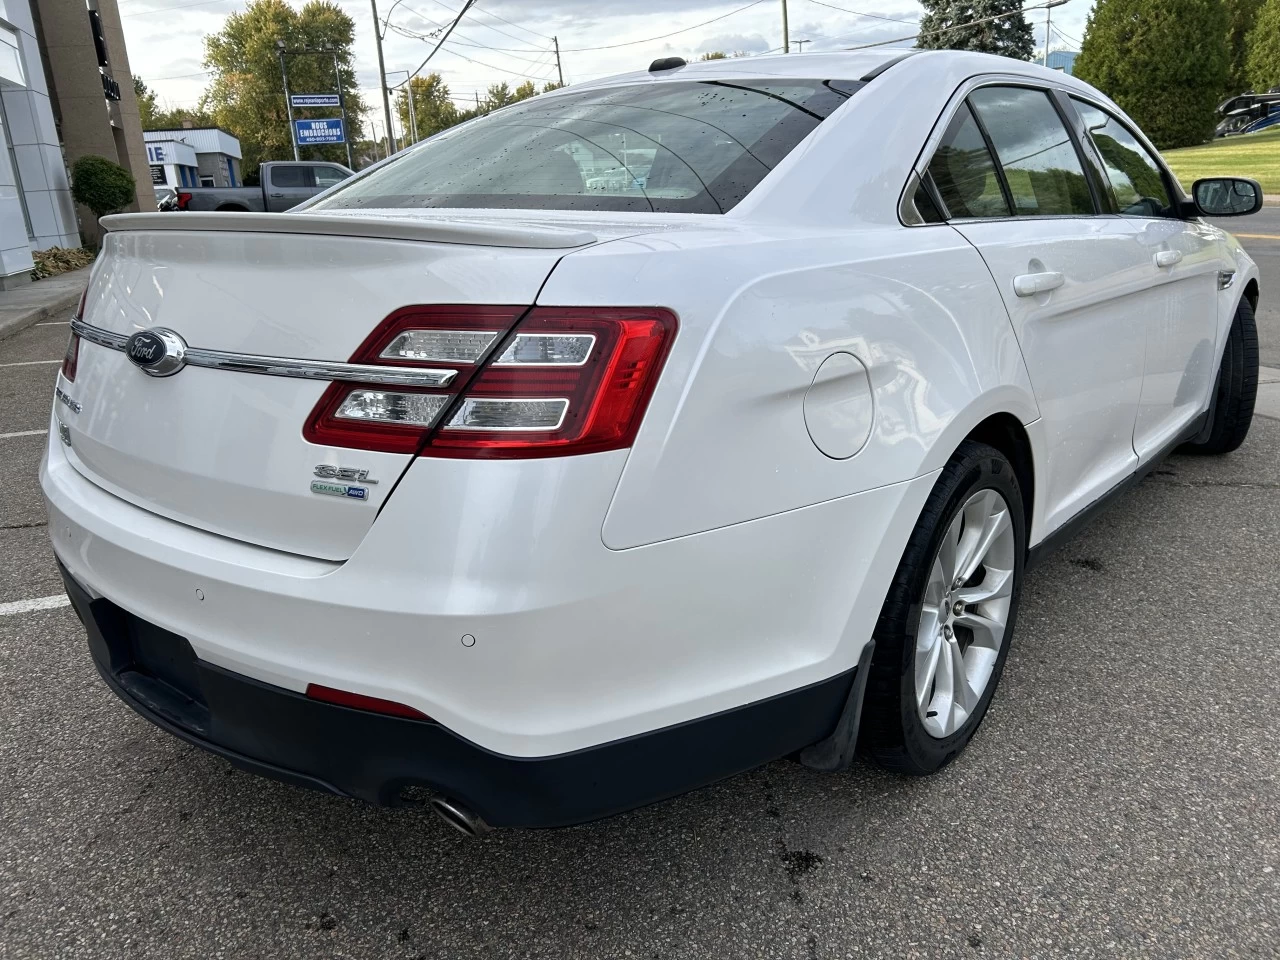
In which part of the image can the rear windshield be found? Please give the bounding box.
[310,79,862,214]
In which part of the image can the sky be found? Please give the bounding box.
[119,0,1098,142]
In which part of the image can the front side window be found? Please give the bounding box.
[1070,98,1175,218]
[310,79,862,214]
[313,165,348,188]
[924,102,1009,219]
[967,86,1094,217]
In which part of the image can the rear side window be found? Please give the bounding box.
[310,79,863,214]
[925,103,1009,219]
[967,87,1094,216]
[1070,97,1175,217]
[271,165,311,188]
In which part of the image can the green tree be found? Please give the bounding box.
[395,73,459,142]
[1247,0,1280,92]
[699,51,728,60]
[1225,0,1265,94]
[203,0,366,178]
[1074,0,1228,148]
[71,155,136,219]
[917,0,1034,59]
[134,77,159,129]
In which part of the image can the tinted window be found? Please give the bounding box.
[313,165,348,188]
[925,103,1009,219]
[311,80,862,214]
[968,87,1094,216]
[1071,98,1174,217]
[270,165,311,188]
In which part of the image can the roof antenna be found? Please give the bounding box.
[648,57,687,72]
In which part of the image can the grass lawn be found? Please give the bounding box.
[1163,127,1280,195]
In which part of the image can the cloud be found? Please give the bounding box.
[694,32,772,55]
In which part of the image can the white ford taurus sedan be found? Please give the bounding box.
[44,49,1262,834]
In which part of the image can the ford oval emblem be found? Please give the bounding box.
[125,328,187,377]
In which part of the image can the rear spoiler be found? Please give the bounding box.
[99,211,598,250]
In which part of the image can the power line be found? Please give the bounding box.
[439,44,556,81]
[120,0,233,17]
[416,0,547,49]
[394,0,476,88]
[802,0,918,26]
[1050,22,1082,46]
[472,3,553,42]
[391,4,546,52]
[560,0,772,53]
[840,0,1075,50]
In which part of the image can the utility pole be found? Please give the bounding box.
[781,0,789,53]
[553,35,564,86]
[1042,0,1069,67]
[387,70,417,144]
[793,38,809,52]
[370,0,397,153]
[331,49,354,169]
[277,42,299,161]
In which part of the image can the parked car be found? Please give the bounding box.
[1215,92,1280,137]
[169,161,353,212]
[47,49,1261,835]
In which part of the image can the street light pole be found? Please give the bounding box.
[781,0,790,53]
[277,42,299,161]
[370,0,397,153]
[1042,0,1069,67]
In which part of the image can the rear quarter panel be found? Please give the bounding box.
[538,224,1039,550]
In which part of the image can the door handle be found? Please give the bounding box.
[1012,271,1065,297]
[1154,250,1183,268]
[269,192,285,198]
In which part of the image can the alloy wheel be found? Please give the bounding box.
[914,488,1017,739]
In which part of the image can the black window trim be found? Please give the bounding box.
[1062,92,1190,221]
[961,97,1017,218]
[901,76,1116,227]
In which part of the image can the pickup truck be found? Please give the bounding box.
[170,161,354,212]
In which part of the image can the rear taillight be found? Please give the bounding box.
[61,287,88,382]
[304,305,677,459]
[176,191,192,210]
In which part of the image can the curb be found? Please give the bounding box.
[0,266,90,344]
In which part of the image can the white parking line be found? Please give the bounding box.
[0,359,59,368]
[36,321,69,326]
[0,595,69,617]
[0,429,45,440]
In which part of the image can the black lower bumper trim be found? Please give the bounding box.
[59,562,858,828]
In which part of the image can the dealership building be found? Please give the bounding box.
[0,0,152,288]
[144,127,242,190]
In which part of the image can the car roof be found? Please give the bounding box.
[558,48,1099,95]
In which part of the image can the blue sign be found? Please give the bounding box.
[294,118,345,145]
[291,93,341,107]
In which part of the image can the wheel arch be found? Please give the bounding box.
[1243,277,1259,312]
[962,413,1035,541]
[215,203,249,212]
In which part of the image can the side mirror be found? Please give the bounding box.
[1192,177,1263,217]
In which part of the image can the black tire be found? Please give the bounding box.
[861,441,1026,776]
[1181,297,1258,455]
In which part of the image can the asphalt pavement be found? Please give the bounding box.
[2,234,1279,959]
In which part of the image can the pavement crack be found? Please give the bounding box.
[0,521,47,530]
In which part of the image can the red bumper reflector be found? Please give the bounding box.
[305,683,433,721]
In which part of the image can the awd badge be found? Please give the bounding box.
[310,480,369,501]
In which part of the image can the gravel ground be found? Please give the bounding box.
[2,265,1278,959]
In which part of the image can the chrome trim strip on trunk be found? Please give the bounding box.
[70,318,457,388]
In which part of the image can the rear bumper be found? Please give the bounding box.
[61,561,856,827]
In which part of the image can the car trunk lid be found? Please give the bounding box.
[60,212,596,561]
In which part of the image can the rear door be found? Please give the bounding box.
[265,164,314,211]
[928,83,1162,536]
[62,217,579,560]
[1068,96,1222,460]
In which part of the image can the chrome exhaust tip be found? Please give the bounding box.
[430,796,492,837]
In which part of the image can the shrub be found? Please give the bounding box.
[1074,0,1229,149]
[70,155,136,219]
